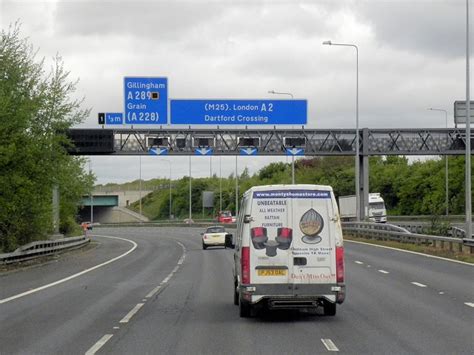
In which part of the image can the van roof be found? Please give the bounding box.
[243,184,334,197]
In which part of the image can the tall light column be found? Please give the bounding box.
[139,155,142,217]
[189,156,192,222]
[235,155,239,217]
[269,90,296,183]
[160,159,172,220]
[323,40,360,220]
[428,108,449,216]
[466,0,472,238]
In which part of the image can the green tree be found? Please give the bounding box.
[0,24,93,251]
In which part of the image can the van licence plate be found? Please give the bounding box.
[257,269,287,276]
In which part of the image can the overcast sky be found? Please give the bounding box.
[1,0,470,184]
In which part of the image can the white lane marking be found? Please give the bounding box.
[119,303,144,323]
[354,261,364,265]
[85,334,113,355]
[113,326,120,330]
[439,292,445,295]
[142,299,147,302]
[145,240,187,299]
[378,270,389,274]
[411,282,427,288]
[346,239,474,266]
[464,302,474,308]
[321,338,339,352]
[0,235,137,305]
[146,285,162,298]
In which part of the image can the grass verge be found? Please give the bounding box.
[344,235,474,264]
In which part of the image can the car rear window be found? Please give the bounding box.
[206,227,225,233]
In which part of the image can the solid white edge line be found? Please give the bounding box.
[464,302,474,308]
[85,334,113,355]
[119,303,144,323]
[378,270,390,274]
[0,235,138,305]
[321,338,339,352]
[345,239,474,266]
[411,282,427,288]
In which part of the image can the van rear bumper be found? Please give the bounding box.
[240,283,345,306]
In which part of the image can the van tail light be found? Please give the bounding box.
[336,246,344,283]
[241,246,250,284]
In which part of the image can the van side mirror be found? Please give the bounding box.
[225,234,235,249]
[243,215,253,224]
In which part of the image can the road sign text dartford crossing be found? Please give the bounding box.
[170,99,307,125]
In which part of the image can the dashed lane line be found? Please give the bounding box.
[354,261,364,265]
[411,282,427,288]
[464,302,474,308]
[119,303,144,324]
[0,235,137,305]
[378,270,390,274]
[85,334,113,355]
[321,338,339,352]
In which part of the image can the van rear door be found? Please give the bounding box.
[249,188,336,288]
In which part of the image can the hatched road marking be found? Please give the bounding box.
[321,338,339,352]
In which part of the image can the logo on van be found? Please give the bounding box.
[299,208,324,244]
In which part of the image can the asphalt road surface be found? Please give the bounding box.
[0,227,472,354]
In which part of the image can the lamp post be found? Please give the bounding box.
[269,90,296,184]
[89,158,94,225]
[466,0,472,238]
[428,108,449,216]
[189,156,192,222]
[160,159,172,220]
[139,155,142,217]
[323,40,360,220]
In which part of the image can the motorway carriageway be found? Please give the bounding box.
[0,227,472,354]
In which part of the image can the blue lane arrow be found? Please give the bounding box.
[240,147,258,156]
[149,147,169,155]
[286,148,304,156]
[195,147,213,156]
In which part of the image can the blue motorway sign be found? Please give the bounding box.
[170,99,307,125]
[195,148,213,156]
[105,112,123,125]
[149,147,169,155]
[240,147,258,156]
[124,77,168,124]
[286,148,304,156]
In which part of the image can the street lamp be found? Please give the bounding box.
[323,40,361,221]
[466,0,472,238]
[160,159,173,220]
[268,90,294,99]
[269,90,296,184]
[428,108,449,217]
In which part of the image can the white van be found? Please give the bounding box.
[232,184,345,317]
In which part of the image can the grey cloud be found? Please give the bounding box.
[354,1,466,58]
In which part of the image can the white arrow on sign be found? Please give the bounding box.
[195,148,213,156]
[149,147,168,155]
[286,148,304,156]
[240,148,258,156]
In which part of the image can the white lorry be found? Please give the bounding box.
[338,193,387,223]
[232,184,345,317]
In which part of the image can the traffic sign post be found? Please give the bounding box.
[124,77,168,125]
[171,99,307,125]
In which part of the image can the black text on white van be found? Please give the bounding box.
[233,184,345,317]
